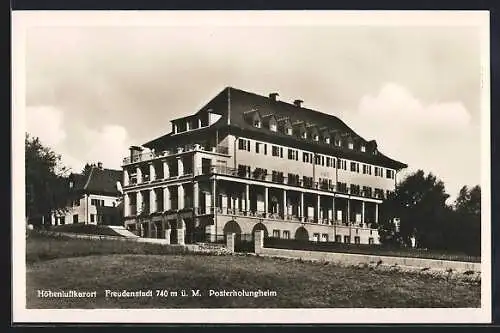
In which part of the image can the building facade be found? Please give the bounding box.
[122,87,407,245]
[52,163,123,226]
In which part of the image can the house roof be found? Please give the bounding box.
[70,165,122,197]
[143,87,407,170]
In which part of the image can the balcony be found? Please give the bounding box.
[122,144,229,165]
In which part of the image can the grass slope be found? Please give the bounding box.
[26,233,480,309]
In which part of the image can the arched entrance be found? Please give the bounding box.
[223,220,242,242]
[252,222,268,239]
[295,226,309,241]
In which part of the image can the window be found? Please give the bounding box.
[270,122,277,132]
[313,233,320,242]
[338,159,346,170]
[303,176,314,189]
[69,181,73,188]
[348,142,354,150]
[73,214,78,223]
[288,173,300,186]
[73,199,80,206]
[337,182,348,193]
[350,162,359,172]
[272,146,280,157]
[344,236,350,243]
[325,137,331,144]
[264,144,267,155]
[59,216,65,225]
[315,155,321,165]
[335,235,342,243]
[361,145,366,152]
[273,230,280,238]
[321,156,325,166]
[326,157,331,167]
[313,134,319,141]
[350,184,360,195]
[368,237,374,245]
[91,199,104,206]
[288,149,298,160]
[238,138,250,151]
[283,230,290,239]
[253,119,261,128]
[301,131,307,139]
[354,236,361,244]
[272,171,284,183]
[280,147,283,158]
[386,169,394,179]
[286,127,293,135]
[335,137,341,147]
[90,214,95,223]
[255,142,261,154]
[321,234,329,242]
[238,164,250,177]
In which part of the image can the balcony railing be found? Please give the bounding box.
[123,144,229,165]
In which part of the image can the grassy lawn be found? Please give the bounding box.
[26,233,480,309]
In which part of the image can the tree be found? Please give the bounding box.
[454,185,481,217]
[82,163,93,176]
[25,133,71,227]
[378,170,450,249]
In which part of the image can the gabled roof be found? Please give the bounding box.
[142,86,407,170]
[70,166,122,197]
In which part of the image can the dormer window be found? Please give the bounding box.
[335,138,341,147]
[313,134,319,142]
[286,127,293,135]
[269,118,277,132]
[361,145,366,152]
[69,181,73,189]
[253,119,261,128]
[373,148,378,155]
[302,131,307,139]
[325,137,330,144]
[348,142,354,150]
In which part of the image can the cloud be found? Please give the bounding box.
[83,125,131,170]
[344,82,480,201]
[26,105,66,148]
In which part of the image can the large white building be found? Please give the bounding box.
[122,87,407,245]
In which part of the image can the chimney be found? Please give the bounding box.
[97,162,103,170]
[293,99,304,107]
[269,93,279,101]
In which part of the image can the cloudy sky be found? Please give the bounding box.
[22,12,487,202]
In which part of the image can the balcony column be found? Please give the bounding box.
[212,179,216,212]
[264,187,269,217]
[163,160,169,179]
[300,192,304,222]
[245,184,250,213]
[177,157,184,177]
[150,189,157,213]
[362,201,365,225]
[282,190,287,219]
[316,194,321,223]
[375,203,379,224]
[123,169,129,186]
[193,181,199,214]
[136,191,143,215]
[136,166,143,183]
[163,187,170,211]
[178,184,185,210]
[124,193,130,217]
[149,163,156,181]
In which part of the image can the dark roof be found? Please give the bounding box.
[70,166,122,196]
[143,87,407,170]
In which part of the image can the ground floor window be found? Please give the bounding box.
[59,216,65,225]
[321,234,328,242]
[335,235,342,243]
[272,229,280,238]
[368,237,374,245]
[313,233,320,242]
[90,214,95,223]
[283,230,290,239]
[73,214,78,223]
[354,236,361,244]
[344,235,350,244]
